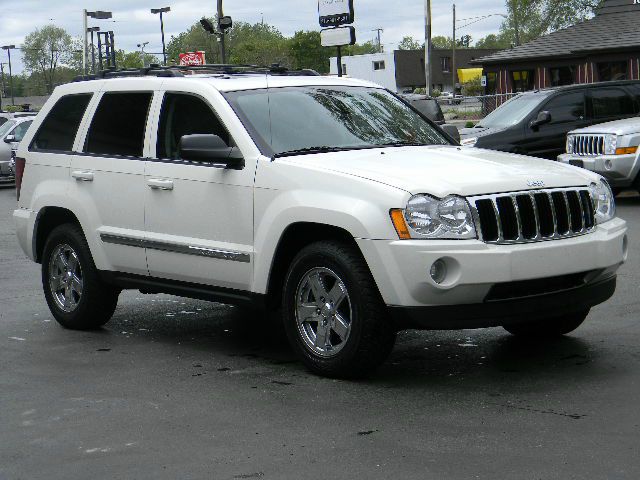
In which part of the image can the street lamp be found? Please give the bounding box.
[151,7,171,66]
[1,45,15,106]
[424,0,432,96]
[83,9,112,74]
[87,27,100,74]
[137,42,149,67]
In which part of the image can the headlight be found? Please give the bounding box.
[590,179,616,224]
[566,135,574,154]
[401,194,477,239]
[460,137,478,147]
[604,134,618,155]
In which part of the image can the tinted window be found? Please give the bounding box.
[12,121,32,142]
[543,92,585,124]
[85,92,152,157]
[478,92,550,129]
[31,94,91,151]
[225,86,449,156]
[157,93,229,159]
[591,88,634,118]
[0,120,17,138]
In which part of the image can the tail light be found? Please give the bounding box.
[15,157,25,202]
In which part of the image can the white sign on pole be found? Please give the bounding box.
[321,26,356,47]
[318,0,355,27]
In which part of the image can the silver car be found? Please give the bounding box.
[0,117,33,182]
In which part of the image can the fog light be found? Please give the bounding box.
[430,259,447,284]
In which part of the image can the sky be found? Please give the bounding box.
[0,0,507,74]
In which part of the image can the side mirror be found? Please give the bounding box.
[441,124,460,143]
[530,111,551,129]
[4,134,15,144]
[179,134,244,170]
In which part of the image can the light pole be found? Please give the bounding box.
[216,0,233,64]
[83,10,112,74]
[137,42,149,67]
[452,3,456,95]
[424,0,432,96]
[1,45,15,106]
[151,7,171,66]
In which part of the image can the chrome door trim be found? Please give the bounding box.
[100,234,251,263]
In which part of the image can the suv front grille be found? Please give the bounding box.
[570,134,605,156]
[470,188,595,244]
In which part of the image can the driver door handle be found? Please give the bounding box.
[72,171,94,182]
[147,178,174,191]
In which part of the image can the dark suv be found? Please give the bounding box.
[460,80,640,159]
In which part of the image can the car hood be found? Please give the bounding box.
[280,145,599,197]
[569,117,640,136]
[459,125,507,139]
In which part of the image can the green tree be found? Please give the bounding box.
[115,50,160,69]
[398,36,423,51]
[22,25,74,93]
[288,30,332,73]
[475,34,511,49]
[432,36,454,49]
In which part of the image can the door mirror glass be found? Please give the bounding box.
[441,124,460,143]
[4,134,16,143]
[179,134,244,169]
[530,110,551,128]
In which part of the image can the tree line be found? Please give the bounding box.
[2,0,605,98]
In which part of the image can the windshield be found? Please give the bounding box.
[0,120,17,138]
[478,92,550,129]
[225,86,449,156]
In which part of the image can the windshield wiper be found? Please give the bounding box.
[378,141,430,147]
[274,146,358,158]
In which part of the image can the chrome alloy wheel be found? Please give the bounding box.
[295,267,353,357]
[48,244,83,313]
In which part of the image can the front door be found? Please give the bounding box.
[144,90,254,291]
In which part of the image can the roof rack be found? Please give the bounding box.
[74,64,320,82]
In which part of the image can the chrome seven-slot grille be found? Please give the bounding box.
[470,188,595,244]
[570,134,605,156]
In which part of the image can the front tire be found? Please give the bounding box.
[503,309,589,337]
[42,224,119,330]
[282,241,396,378]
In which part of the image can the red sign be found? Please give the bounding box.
[179,51,206,66]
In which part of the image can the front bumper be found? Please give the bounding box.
[356,217,627,310]
[557,153,639,187]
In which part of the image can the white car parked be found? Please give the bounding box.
[13,66,628,377]
[558,117,640,194]
[0,116,33,183]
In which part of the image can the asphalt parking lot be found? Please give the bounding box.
[1,185,639,479]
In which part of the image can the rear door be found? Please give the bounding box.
[143,86,255,291]
[70,86,155,276]
[523,91,588,159]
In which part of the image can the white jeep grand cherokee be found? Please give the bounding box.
[13,67,628,378]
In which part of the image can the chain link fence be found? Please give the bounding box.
[437,93,520,118]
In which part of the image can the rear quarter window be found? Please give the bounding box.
[31,94,92,152]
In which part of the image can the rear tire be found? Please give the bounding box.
[503,309,589,337]
[282,241,396,379]
[42,224,119,330]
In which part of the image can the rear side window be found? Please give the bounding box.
[591,88,635,118]
[85,92,152,158]
[31,94,92,152]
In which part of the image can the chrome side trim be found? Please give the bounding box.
[100,234,251,263]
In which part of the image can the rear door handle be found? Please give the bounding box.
[72,171,94,182]
[147,178,174,191]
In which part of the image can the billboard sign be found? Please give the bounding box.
[179,51,206,66]
[318,0,355,28]
[321,26,356,47]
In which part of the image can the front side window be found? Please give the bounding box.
[542,92,585,124]
[591,88,634,118]
[85,92,152,158]
[31,94,92,152]
[0,120,17,139]
[225,86,449,156]
[12,121,33,142]
[157,93,230,160]
[477,92,550,129]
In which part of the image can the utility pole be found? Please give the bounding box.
[1,45,15,106]
[452,3,456,95]
[217,0,226,64]
[0,63,4,111]
[424,0,432,96]
[372,28,384,53]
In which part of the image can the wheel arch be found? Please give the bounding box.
[33,207,82,264]
[264,222,364,309]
